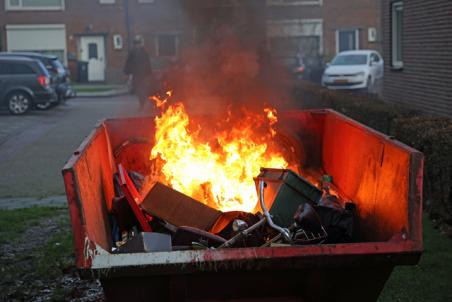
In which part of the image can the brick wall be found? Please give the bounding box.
[323,0,382,60]
[67,0,129,83]
[265,1,381,61]
[0,0,195,83]
[0,0,129,83]
[0,0,268,83]
[381,0,452,117]
[0,1,387,84]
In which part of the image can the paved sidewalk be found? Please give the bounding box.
[0,195,67,210]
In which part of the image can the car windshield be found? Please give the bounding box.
[331,54,368,66]
[36,60,51,77]
[51,58,66,74]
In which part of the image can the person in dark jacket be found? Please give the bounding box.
[124,35,152,109]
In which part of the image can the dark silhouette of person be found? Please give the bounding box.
[124,35,152,109]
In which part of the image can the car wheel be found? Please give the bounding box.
[36,102,52,110]
[7,91,32,115]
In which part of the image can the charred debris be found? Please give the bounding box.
[109,165,355,253]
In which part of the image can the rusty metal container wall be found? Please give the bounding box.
[321,112,417,242]
[62,109,423,301]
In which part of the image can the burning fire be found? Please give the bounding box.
[149,92,289,212]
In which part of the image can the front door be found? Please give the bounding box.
[80,36,105,81]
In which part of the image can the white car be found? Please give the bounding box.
[321,50,384,93]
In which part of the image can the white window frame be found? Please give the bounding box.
[99,0,115,4]
[392,1,404,69]
[137,0,155,3]
[267,0,323,6]
[5,0,65,11]
[335,29,360,54]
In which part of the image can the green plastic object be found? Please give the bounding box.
[254,168,323,228]
[322,174,333,183]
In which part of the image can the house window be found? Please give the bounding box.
[336,29,359,53]
[156,35,178,57]
[88,43,98,59]
[6,0,64,10]
[392,1,403,68]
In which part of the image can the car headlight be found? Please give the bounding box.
[354,72,366,77]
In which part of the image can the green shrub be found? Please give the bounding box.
[296,81,452,230]
[392,118,452,225]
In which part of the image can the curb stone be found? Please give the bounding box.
[76,87,130,98]
[0,195,67,210]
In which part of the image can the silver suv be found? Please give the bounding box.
[0,56,57,115]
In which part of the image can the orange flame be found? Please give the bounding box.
[264,107,278,137]
[149,96,289,212]
[149,90,172,109]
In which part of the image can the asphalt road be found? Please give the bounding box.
[0,95,155,199]
[0,92,311,201]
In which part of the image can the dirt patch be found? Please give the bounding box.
[0,208,104,301]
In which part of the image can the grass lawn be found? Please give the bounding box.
[0,207,64,245]
[379,214,452,302]
[0,207,86,301]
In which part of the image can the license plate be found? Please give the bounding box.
[334,79,349,83]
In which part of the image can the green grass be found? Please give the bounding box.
[0,207,74,301]
[35,227,73,279]
[0,207,64,245]
[378,215,452,302]
[34,210,73,279]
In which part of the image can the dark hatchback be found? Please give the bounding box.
[0,52,75,102]
[0,56,57,115]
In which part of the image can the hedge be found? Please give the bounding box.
[296,81,452,234]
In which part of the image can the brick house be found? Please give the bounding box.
[323,0,382,60]
[0,0,382,84]
[0,0,194,83]
[381,0,452,117]
[266,0,382,65]
[0,0,267,83]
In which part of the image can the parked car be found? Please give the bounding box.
[277,55,325,83]
[276,56,306,79]
[0,56,57,115]
[0,52,75,104]
[321,50,383,93]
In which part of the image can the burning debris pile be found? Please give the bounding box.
[111,167,355,252]
[149,96,289,212]
[107,23,356,253]
[108,93,355,253]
